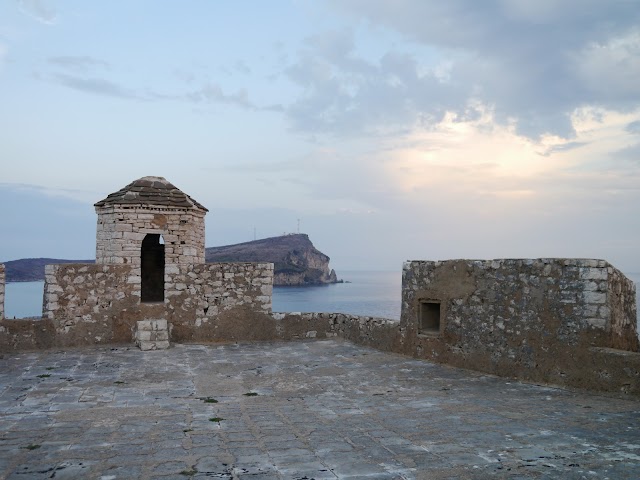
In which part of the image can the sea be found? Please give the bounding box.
[4,271,640,329]
[4,271,402,320]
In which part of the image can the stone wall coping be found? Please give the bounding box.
[45,262,274,269]
[404,258,613,268]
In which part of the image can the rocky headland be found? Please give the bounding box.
[3,234,340,286]
[205,234,339,286]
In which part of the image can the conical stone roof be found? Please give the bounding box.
[94,176,208,211]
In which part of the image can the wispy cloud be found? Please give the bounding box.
[48,72,263,110]
[0,182,102,204]
[626,120,640,134]
[52,73,144,100]
[17,0,57,25]
[542,141,588,156]
[614,142,640,164]
[48,56,109,72]
[186,83,256,110]
[0,43,7,71]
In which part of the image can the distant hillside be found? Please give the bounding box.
[4,258,94,282]
[3,234,339,286]
[206,234,339,286]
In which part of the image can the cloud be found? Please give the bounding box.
[52,73,144,100]
[280,0,640,139]
[284,29,466,137]
[48,56,110,71]
[234,60,251,75]
[17,0,57,25]
[614,142,640,164]
[627,121,640,134]
[186,83,256,110]
[0,43,7,70]
[573,29,640,106]
[543,141,587,156]
[48,72,262,111]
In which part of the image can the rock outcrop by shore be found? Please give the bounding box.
[205,234,339,286]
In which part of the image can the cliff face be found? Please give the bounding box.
[205,234,339,286]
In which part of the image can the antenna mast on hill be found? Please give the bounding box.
[297,218,300,234]
[253,227,256,241]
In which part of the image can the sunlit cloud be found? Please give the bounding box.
[379,105,640,204]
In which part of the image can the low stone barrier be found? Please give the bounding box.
[1,258,639,397]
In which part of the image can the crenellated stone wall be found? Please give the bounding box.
[0,263,5,320]
[95,207,206,265]
[38,262,272,347]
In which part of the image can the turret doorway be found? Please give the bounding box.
[141,234,165,302]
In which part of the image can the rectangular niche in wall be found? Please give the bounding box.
[419,301,441,335]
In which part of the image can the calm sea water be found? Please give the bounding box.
[273,270,402,319]
[4,281,45,319]
[3,271,402,320]
[4,271,640,326]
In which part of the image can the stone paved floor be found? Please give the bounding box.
[0,340,639,479]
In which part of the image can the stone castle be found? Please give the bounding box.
[0,176,638,396]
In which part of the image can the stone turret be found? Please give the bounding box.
[94,176,208,266]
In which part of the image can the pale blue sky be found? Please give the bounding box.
[1,0,639,273]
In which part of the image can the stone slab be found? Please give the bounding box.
[0,340,638,479]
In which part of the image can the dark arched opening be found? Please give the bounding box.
[141,234,165,303]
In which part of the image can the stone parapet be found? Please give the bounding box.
[39,262,273,347]
[398,258,639,394]
[401,258,637,352]
[269,309,640,396]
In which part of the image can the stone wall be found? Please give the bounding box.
[35,262,272,347]
[270,309,640,396]
[95,206,206,265]
[0,263,4,320]
[2,256,639,396]
[270,312,400,348]
[399,258,639,393]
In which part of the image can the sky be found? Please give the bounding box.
[1,0,639,274]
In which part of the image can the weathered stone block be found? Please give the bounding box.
[580,268,608,281]
[136,330,152,341]
[138,340,170,351]
[154,331,169,341]
[135,319,170,350]
[583,291,606,304]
